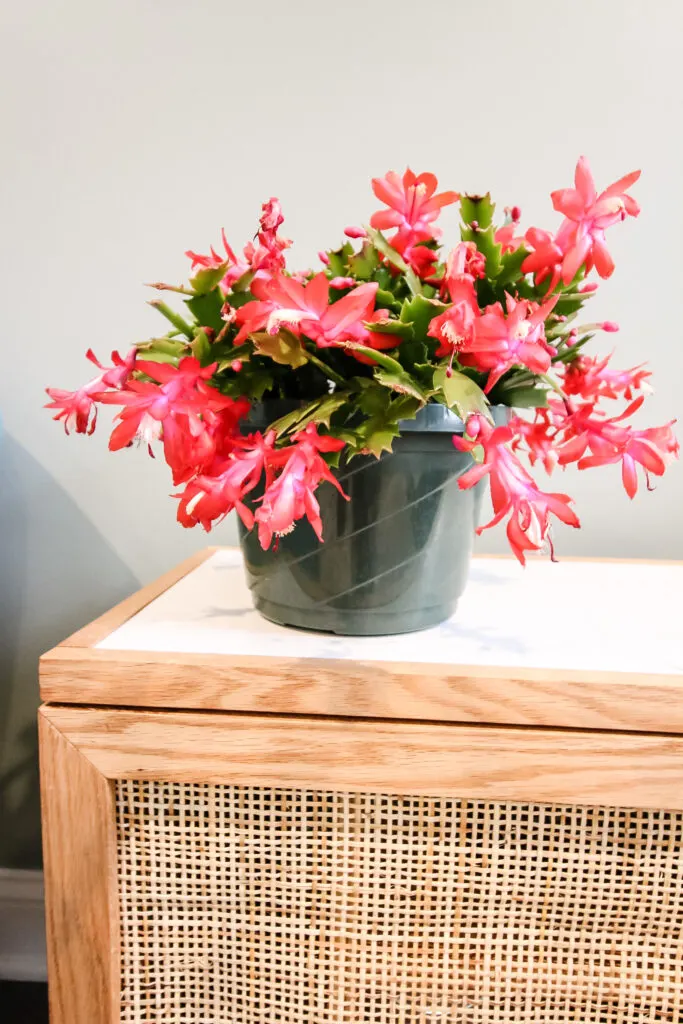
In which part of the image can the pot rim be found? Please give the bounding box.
[244,399,508,434]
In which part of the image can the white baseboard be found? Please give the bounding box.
[0,868,47,982]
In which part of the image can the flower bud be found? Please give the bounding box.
[318,250,330,265]
[601,321,619,332]
[344,225,366,239]
[231,360,243,373]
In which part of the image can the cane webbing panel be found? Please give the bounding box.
[116,782,683,1023]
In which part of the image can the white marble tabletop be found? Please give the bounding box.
[97,550,683,678]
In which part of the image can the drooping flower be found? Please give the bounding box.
[454,414,580,564]
[551,156,640,283]
[463,294,558,392]
[370,169,459,252]
[562,353,652,402]
[45,379,103,436]
[555,396,678,497]
[234,272,378,347]
[255,424,348,548]
[509,408,562,474]
[176,430,275,531]
[95,357,217,454]
[45,347,138,435]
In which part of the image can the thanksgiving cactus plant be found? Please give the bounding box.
[47,159,678,562]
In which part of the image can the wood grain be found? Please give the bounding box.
[41,705,683,810]
[39,710,119,1023]
[39,643,683,735]
[58,547,216,648]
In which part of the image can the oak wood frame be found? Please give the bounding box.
[40,549,683,734]
[39,698,683,1024]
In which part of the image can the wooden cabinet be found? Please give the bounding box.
[39,548,683,1023]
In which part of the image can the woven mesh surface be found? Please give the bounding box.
[116,781,683,1023]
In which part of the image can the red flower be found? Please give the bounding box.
[551,156,640,283]
[555,397,678,497]
[455,414,580,564]
[255,424,348,549]
[509,408,562,475]
[234,272,378,347]
[494,223,525,255]
[96,357,217,454]
[562,354,652,402]
[177,431,275,531]
[464,294,558,393]
[370,169,459,252]
[45,347,137,435]
[186,198,292,294]
[428,244,481,358]
[521,227,565,292]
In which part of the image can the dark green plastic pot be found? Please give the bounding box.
[238,403,502,636]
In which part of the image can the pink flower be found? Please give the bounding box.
[176,431,274,531]
[509,409,561,474]
[185,228,235,272]
[162,391,250,486]
[85,347,137,389]
[455,414,580,564]
[551,156,640,283]
[96,357,217,455]
[45,380,102,435]
[255,424,348,548]
[494,223,525,254]
[186,198,292,294]
[562,354,652,402]
[427,243,482,358]
[329,276,356,290]
[521,227,565,292]
[370,169,459,252]
[464,294,558,393]
[45,347,137,434]
[402,243,440,279]
[555,397,678,497]
[234,272,378,347]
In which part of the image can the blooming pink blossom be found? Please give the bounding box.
[45,347,137,435]
[234,272,378,347]
[462,294,558,393]
[551,156,640,283]
[428,244,481,359]
[370,169,459,252]
[509,409,562,475]
[521,227,565,292]
[255,424,348,548]
[454,414,580,564]
[176,431,275,531]
[95,357,217,456]
[555,396,678,497]
[562,354,652,402]
[186,198,292,294]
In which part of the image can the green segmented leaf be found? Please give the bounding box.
[434,367,491,421]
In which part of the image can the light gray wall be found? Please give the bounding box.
[1,0,681,864]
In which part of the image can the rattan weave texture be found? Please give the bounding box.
[116,781,683,1023]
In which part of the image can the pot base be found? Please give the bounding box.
[252,595,457,636]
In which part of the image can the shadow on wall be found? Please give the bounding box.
[0,434,139,868]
